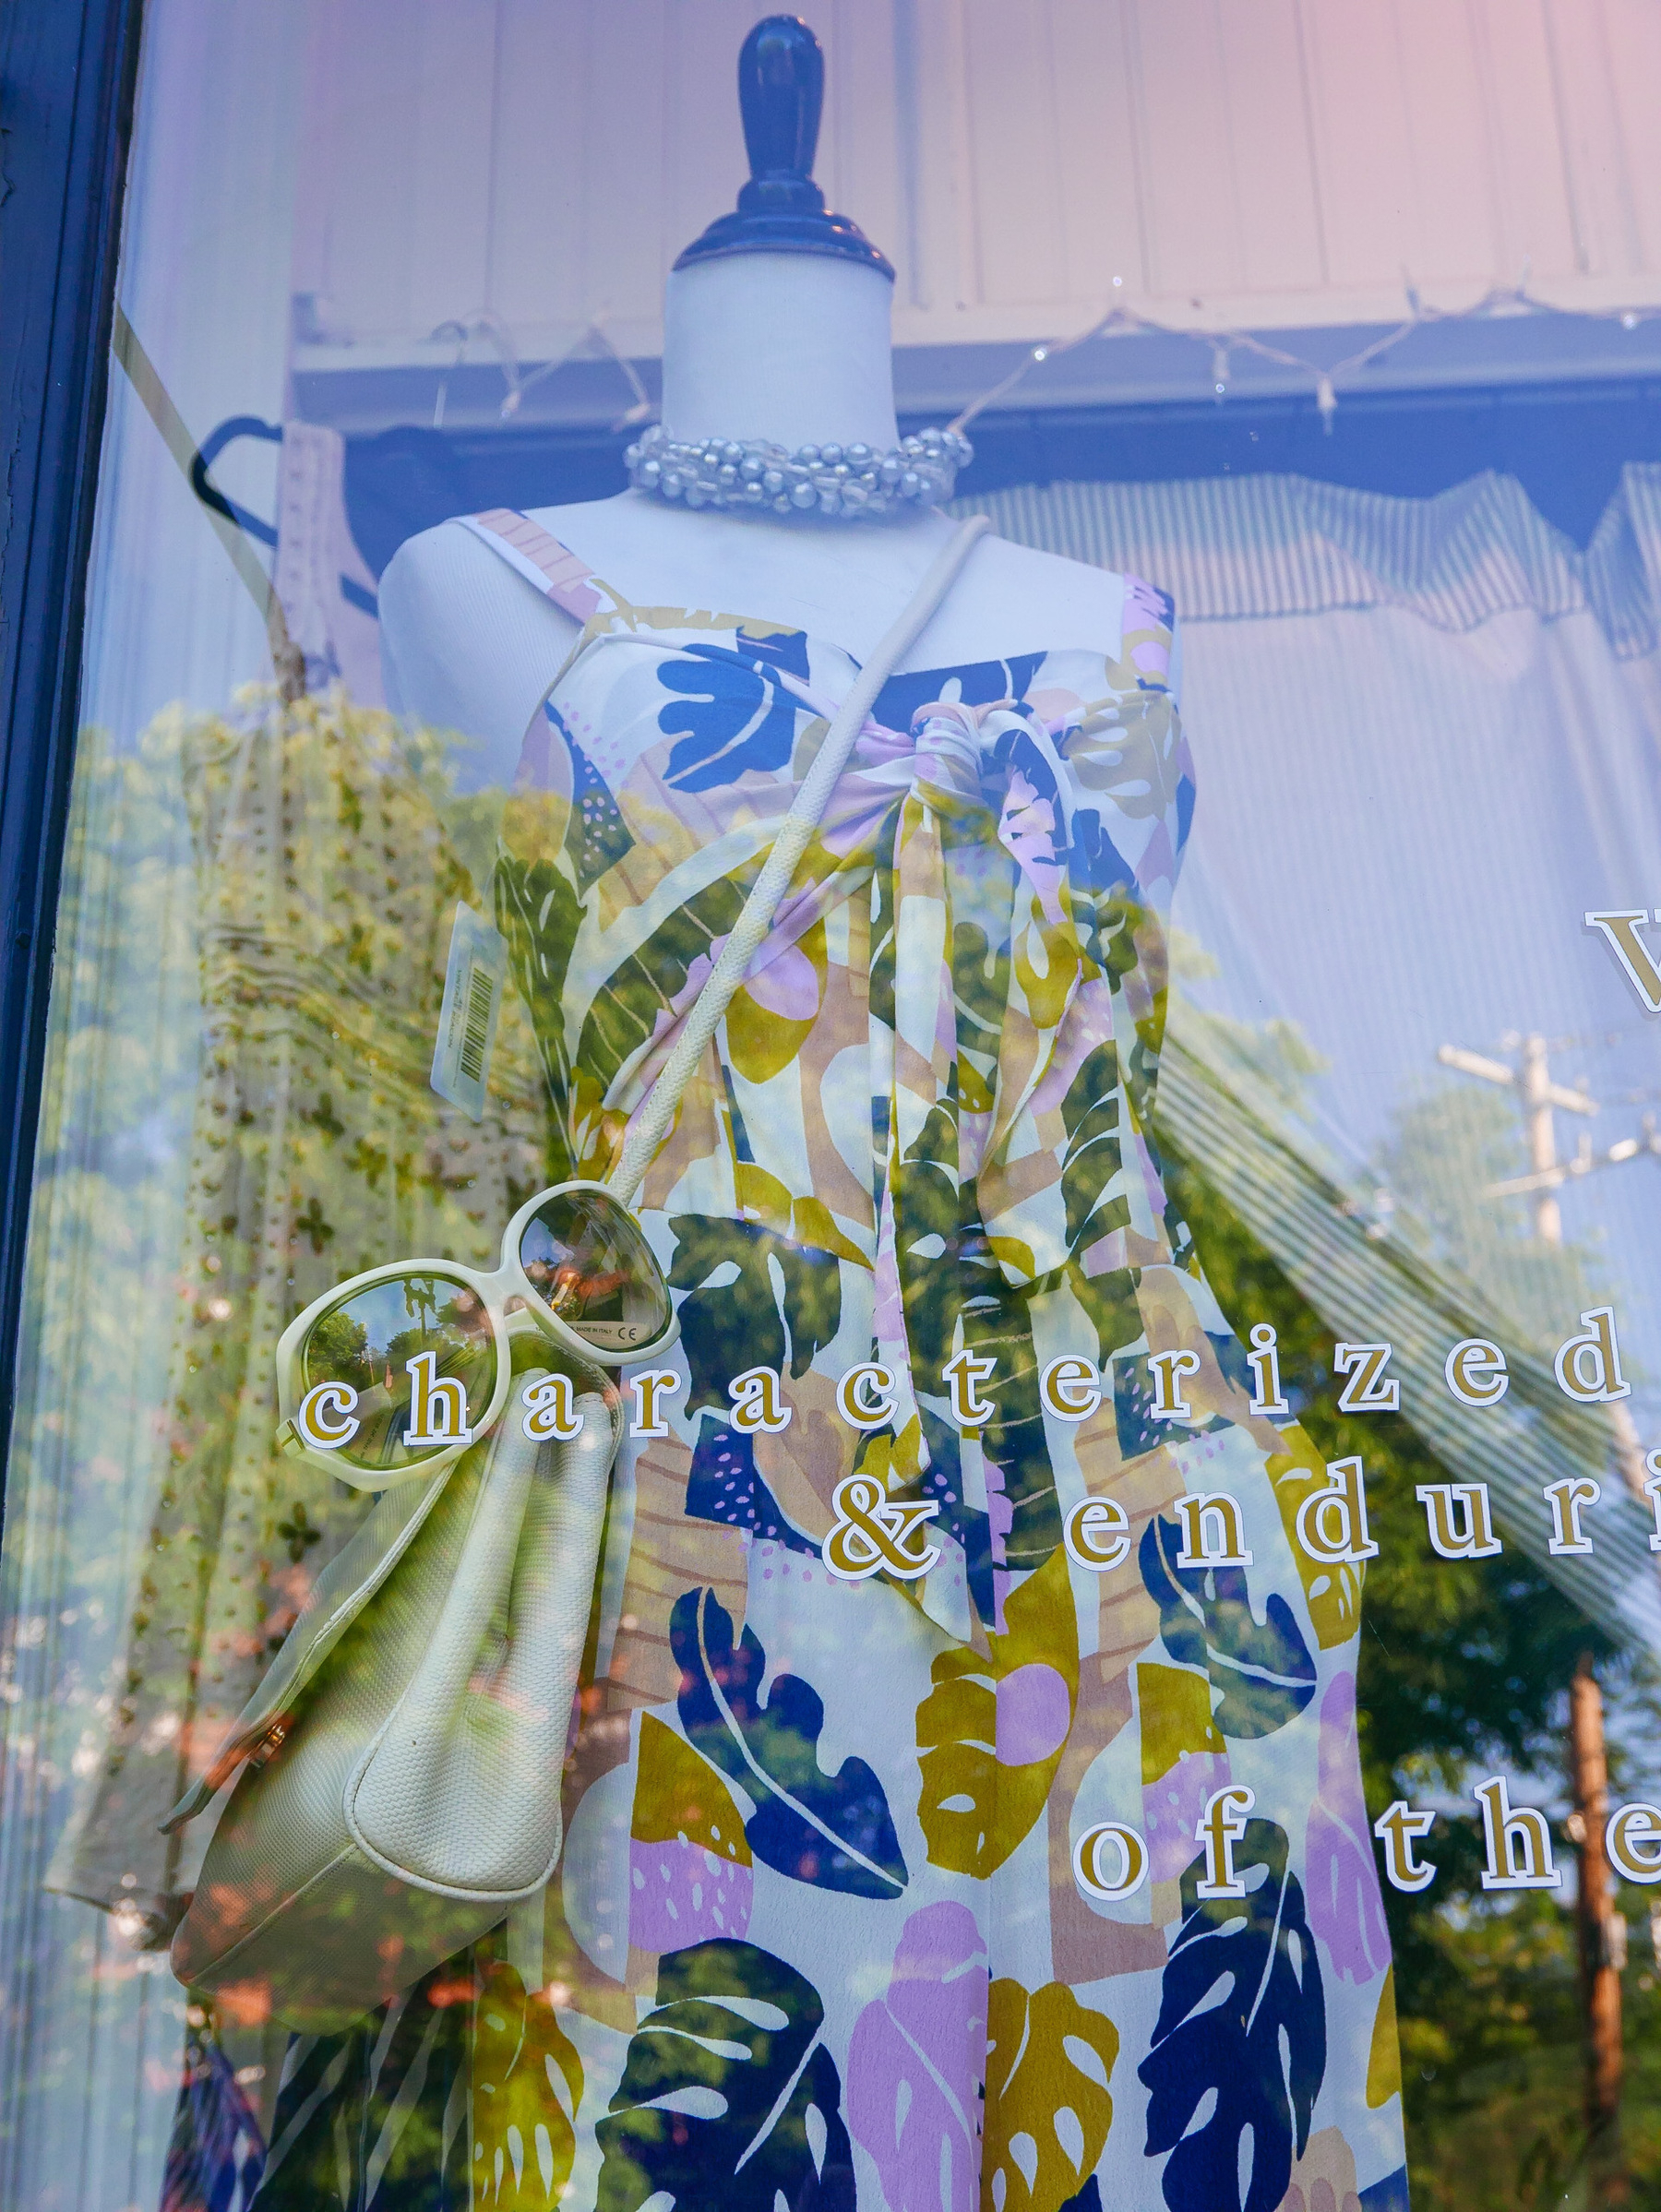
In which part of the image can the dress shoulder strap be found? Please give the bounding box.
[458,508,615,626]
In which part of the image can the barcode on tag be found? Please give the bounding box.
[431,903,508,1122]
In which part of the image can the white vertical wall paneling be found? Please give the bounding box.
[1392,0,1507,287]
[905,0,981,317]
[287,0,1661,363]
[1219,0,1326,299]
[406,0,501,339]
[580,0,669,332]
[305,4,423,340]
[1597,0,1661,275]
[487,2,589,341]
[959,0,1067,308]
[1464,0,1579,286]
[1112,0,1158,302]
[823,0,907,304]
[1298,0,1425,293]
[1135,0,1254,303]
[1044,0,1141,306]
[1543,0,1643,282]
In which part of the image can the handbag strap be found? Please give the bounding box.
[606,513,992,1208]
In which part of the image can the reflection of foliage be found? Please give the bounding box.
[1168,929,1330,1116]
[252,1957,472,2200]
[275,1501,323,1566]
[0,686,549,2194]
[1379,1085,1593,1351]
[308,1304,370,1384]
[1166,939,1661,2200]
[1167,1151,1661,2210]
[0,715,206,2159]
[22,686,547,1946]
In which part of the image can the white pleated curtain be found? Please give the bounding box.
[963,466,1661,1643]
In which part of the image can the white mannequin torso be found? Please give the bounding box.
[379,255,1130,789]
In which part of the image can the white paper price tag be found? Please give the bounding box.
[430,903,507,1122]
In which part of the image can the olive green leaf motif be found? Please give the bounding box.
[917,1545,1079,1877]
[985,1977,1118,2212]
[472,1956,585,2206]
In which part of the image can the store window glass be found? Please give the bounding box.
[6,6,1661,2211]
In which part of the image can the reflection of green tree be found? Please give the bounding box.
[1380,1085,1594,1350]
[308,1306,371,1387]
[1168,1120,1661,2210]
[1173,1156,1661,2206]
[0,718,201,2158]
[385,1326,472,1371]
[1169,928,1330,1114]
[3,686,550,2182]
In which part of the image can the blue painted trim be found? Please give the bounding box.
[0,0,146,1467]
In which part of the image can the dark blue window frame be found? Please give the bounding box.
[0,0,144,1464]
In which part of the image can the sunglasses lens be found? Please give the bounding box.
[518,1190,671,1355]
[300,1272,496,1472]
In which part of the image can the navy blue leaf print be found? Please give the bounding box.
[657,647,802,792]
[672,1587,908,1896]
[1070,809,1137,898]
[1207,1327,1256,1402]
[1176,772,1196,851]
[553,713,633,891]
[597,1940,854,2212]
[667,1214,842,1412]
[1139,1821,1325,2212]
[1359,2170,1411,2212]
[1113,1355,1227,1460]
[987,712,1063,818]
[161,2016,265,2212]
[686,1418,819,1555]
[872,652,1044,736]
[1139,1514,1317,1738]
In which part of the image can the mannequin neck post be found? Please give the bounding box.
[660,252,900,454]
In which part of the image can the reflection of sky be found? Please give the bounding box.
[1173,604,1661,1434]
[339,1274,470,1359]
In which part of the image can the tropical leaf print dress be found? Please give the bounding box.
[448,511,1406,2212]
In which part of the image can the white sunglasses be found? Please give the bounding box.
[273,1179,678,1489]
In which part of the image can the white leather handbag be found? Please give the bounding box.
[165,1381,619,2030]
[160,517,990,2033]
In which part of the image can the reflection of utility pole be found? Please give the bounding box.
[1438,1029,1637,2203]
[1569,1658,1628,2203]
[1436,1033,1655,1491]
[1436,1033,1597,1246]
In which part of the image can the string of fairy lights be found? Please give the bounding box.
[424,272,1661,440]
[945,275,1661,436]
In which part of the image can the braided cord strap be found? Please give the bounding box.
[607,514,991,1208]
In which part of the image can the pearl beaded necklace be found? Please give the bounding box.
[623,423,971,519]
